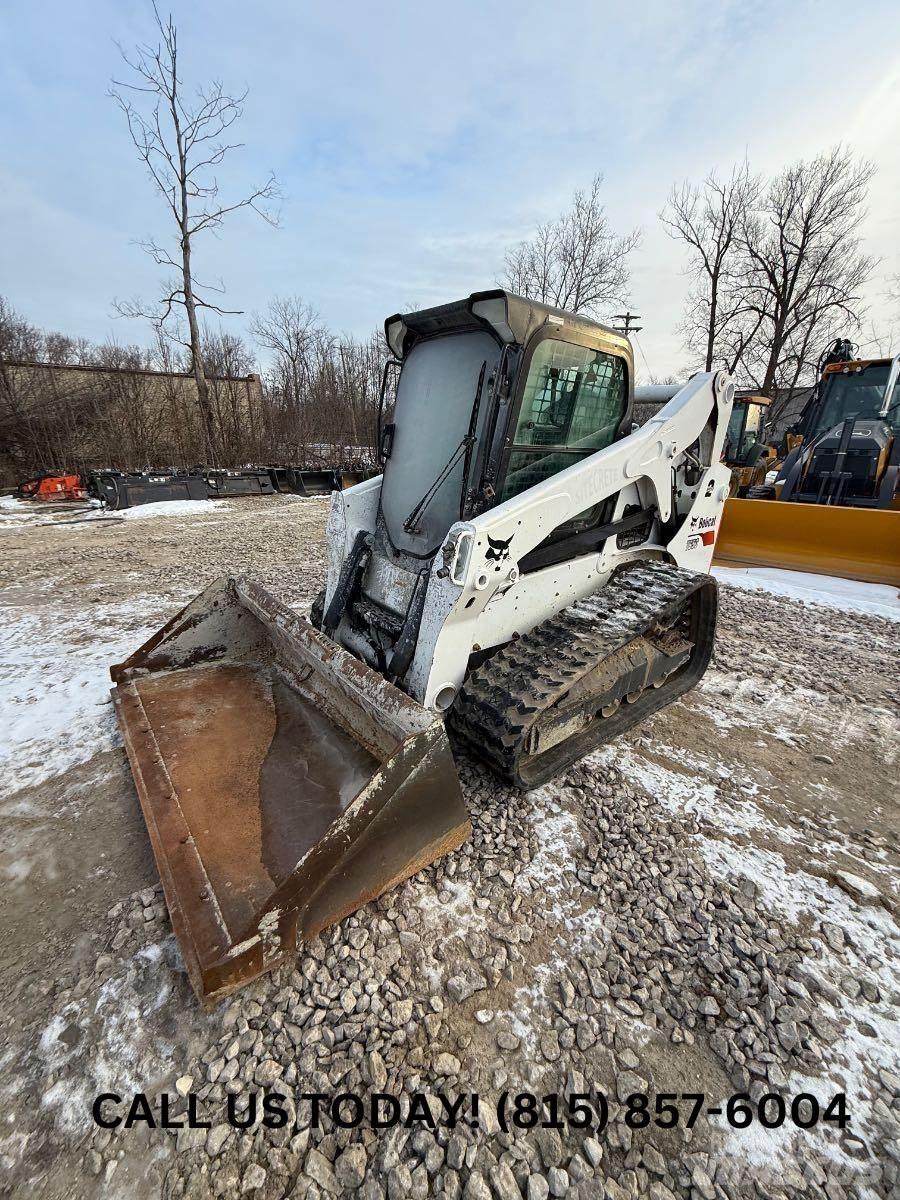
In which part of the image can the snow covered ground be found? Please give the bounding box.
[87,498,227,520]
[1,497,897,1200]
[713,565,900,621]
[0,493,327,528]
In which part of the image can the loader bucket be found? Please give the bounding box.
[714,498,900,587]
[109,577,469,1005]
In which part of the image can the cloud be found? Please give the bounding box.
[1,0,898,377]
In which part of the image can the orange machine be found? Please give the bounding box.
[17,472,87,501]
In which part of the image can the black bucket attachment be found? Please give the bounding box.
[110,578,469,1005]
[88,470,209,509]
[203,469,277,498]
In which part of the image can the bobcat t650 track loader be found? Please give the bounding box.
[110,290,735,1004]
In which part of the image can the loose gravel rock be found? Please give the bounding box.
[0,498,897,1200]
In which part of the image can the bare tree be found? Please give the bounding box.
[249,301,388,464]
[0,297,43,361]
[249,297,326,410]
[502,175,640,316]
[110,3,278,462]
[664,149,876,412]
[0,299,38,467]
[661,162,760,370]
[200,327,260,463]
[737,148,876,405]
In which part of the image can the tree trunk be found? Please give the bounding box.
[340,345,359,446]
[181,237,215,464]
[705,273,718,372]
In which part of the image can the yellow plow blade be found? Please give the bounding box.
[714,499,900,587]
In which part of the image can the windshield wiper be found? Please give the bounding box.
[402,360,487,536]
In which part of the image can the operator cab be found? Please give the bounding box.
[780,356,900,507]
[379,289,634,560]
[330,291,636,675]
[804,359,900,439]
[723,395,769,468]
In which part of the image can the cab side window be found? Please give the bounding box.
[501,340,627,501]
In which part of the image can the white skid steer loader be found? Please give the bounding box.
[110,290,734,1003]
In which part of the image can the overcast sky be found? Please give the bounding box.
[2,0,899,379]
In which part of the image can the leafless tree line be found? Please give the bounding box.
[661,147,876,425]
[0,294,387,483]
[501,148,877,435]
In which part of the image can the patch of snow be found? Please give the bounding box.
[0,496,99,527]
[712,565,900,622]
[516,788,583,898]
[86,498,227,520]
[0,496,29,513]
[590,742,772,839]
[701,832,899,1194]
[35,937,182,1134]
[416,877,486,937]
[492,786,613,1053]
[503,972,553,1056]
[694,670,898,764]
[0,592,190,797]
[0,498,47,526]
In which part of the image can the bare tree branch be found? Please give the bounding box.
[661,161,760,371]
[502,175,640,317]
[663,147,876,416]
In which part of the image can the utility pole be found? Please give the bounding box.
[612,312,642,337]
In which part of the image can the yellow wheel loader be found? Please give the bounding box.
[716,347,900,585]
[110,291,735,1004]
[634,388,775,497]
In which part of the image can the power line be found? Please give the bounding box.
[632,331,653,380]
[612,312,643,337]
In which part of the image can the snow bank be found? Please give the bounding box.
[0,496,47,524]
[712,565,900,621]
[0,496,97,526]
[91,498,227,520]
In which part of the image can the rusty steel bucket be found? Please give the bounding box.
[110,577,469,1006]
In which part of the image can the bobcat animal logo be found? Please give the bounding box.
[486,534,513,565]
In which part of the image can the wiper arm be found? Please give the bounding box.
[459,359,488,518]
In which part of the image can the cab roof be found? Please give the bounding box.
[385,289,632,363]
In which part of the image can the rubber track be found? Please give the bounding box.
[448,560,716,788]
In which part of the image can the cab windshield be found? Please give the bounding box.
[724,401,765,465]
[379,331,501,557]
[812,364,900,437]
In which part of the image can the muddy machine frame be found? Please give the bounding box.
[111,291,735,1004]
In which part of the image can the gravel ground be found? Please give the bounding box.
[0,495,897,1200]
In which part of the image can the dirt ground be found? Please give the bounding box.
[0,495,897,1200]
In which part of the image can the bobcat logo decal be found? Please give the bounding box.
[690,514,717,532]
[486,534,513,569]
